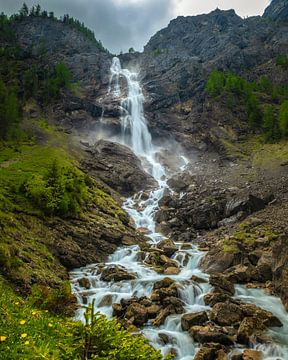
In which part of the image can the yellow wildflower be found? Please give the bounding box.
[24,341,29,345]
[44,310,48,313]
[14,302,20,305]
[0,336,7,342]
[48,323,53,328]
[32,311,37,316]
[20,333,27,338]
[19,320,26,325]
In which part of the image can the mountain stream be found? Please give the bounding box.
[70,58,288,360]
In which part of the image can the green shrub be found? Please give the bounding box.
[276,55,288,70]
[279,100,288,137]
[0,278,167,360]
[24,159,90,217]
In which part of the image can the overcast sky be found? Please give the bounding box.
[1,0,271,53]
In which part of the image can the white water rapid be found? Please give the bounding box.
[71,58,288,359]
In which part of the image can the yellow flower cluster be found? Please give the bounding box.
[0,336,7,342]
[19,320,26,325]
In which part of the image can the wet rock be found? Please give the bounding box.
[162,296,184,314]
[191,275,208,284]
[237,316,266,345]
[146,304,161,318]
[194,344,227,360]
[78,277,90,289]
[158,332,171,345]
[139,297,153,307]
[231,352,243,360]
[164,267,181,275]
[159,254,178,268]
[189,324,235,345]
[242,349,263,360]
[225,265,252,283]
[209,274,235,295]
[98,294,113,307]
[100,265,137,282]
[125,303,148,326]
[152,305,175,326]
[151,283,179,301]
[181,311,209,331]
[112,303,123,317]
[157,239,178,257]
[204,292,231,306]
[153,277,175,290]
[240,303,283,327]
[210,302,243,326]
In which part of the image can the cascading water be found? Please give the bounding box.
[71,57,288,359]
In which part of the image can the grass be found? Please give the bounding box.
[0,118,129,291]
[0,277,165,360]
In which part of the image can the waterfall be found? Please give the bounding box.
[70,57,288,360]
[109,57,153,158]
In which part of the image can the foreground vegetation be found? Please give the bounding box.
[0,277,164,359]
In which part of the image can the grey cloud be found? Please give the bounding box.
[0,0,175,53]
[0,0,269,53]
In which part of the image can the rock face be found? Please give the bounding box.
[264,0,288,22]
[83,140,156,196]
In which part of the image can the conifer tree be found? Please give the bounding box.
[19,3,29,17]
[263,105,280,142]
[279,100,288,138]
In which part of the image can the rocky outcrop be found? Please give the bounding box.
[83,140,156,196]
[264,0,288,22]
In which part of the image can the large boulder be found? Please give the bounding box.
[209,274,235,295]
[84,140,157,196]
[181,311,209,331]
[100,265,137,282]
[210,302,243,326]
[157,239,178,257]
[189,324,235,345]
[242,349,263,360]
[125,303,148,326]
[194,344,228,360]
[225,195,265,218]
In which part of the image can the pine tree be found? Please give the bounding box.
[29,6,35,16]
[19,3,29,17]
[246,92,262,129]
[206,70,226,97]
[35,4,41,17]
[279,100,288,138]
[263,105,280,142]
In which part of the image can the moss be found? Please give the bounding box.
[222,220,280,252]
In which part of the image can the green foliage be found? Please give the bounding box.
[0,278,166,359]
[78,301,166,360]
[205,69,288,141]
[263,105,280,142]
[0,80,21,140]
[128,47,135,53]
[30,282,76,315]
[24,159,90,217]
[276,55,288,70]
[205,70,226,97]
[279,100,288,137]
[246,91,262,129]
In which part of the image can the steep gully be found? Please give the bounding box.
[70,58,288,359]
